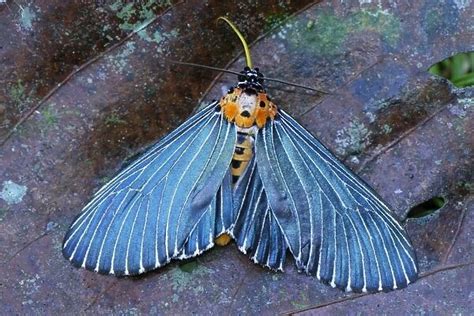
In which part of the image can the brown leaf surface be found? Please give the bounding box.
[0,1,472,314]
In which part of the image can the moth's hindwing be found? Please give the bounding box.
[231,157,287,271]
[63,102,236,275]
[247,109,418,292]
[180,169,235,258]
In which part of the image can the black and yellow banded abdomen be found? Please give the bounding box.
[215,130,255,247]
[231,131,255,185]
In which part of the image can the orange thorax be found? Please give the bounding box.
[220,87,277,128]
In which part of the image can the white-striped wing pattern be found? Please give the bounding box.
[63,102,236,275]
[251,110,418,292]
[63,102,418,293]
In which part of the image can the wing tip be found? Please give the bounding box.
[62,248,167,277]
[237,244,285,272]
[309,268,418,293]
[178,242,215,261]
[63,240,218,277]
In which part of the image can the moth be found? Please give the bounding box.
[63,17,418,293]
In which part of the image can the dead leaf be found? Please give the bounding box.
[0,1,472,314]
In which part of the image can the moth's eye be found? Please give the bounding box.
[244,66,250,71]
[238,75,246,82]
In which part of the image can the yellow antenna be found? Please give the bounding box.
[218,17,253,69]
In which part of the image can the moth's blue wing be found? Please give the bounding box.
[214,170,235,236]
[63,102,236,275]
[179,170,234,258]
[231,158,287,271]
[255,110,418,292]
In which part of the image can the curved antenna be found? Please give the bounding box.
[167,60,331,94]
[168,60,242,76]
[217,17,253,69]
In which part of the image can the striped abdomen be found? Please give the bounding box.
[231,131,254,185]
[214,130,254,246]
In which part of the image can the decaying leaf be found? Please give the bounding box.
[0,1,472,314]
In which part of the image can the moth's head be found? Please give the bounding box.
[237,67,265,93]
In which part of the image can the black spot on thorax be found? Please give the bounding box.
[241,110,251,117]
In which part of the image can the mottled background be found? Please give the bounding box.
[0,0,473,314]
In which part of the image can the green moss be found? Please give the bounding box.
[8,79,38,112]
[424,7,442,37]
[457,181,473,194]
[263,12,292,32]
[288,13,348,56]
[178,260,199,273]
[110,0,171,32]
[286,8,400,56]
[109,0,178,50]
[9,79,27,109]
[352,10,401,45]
[291,290,309,309]
[168,264,212,294]
[138,28,178,50]
[40,104,59,127]
[116,2,136,30]
[105,113,127,125]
